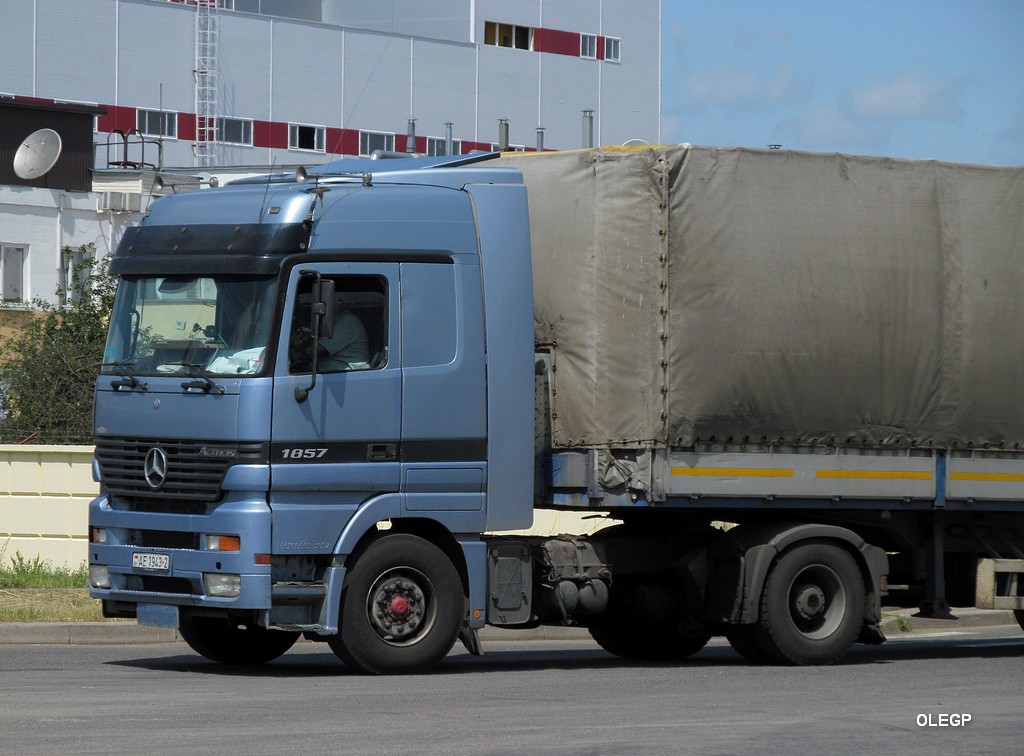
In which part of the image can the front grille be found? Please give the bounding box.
[96,437,267,511]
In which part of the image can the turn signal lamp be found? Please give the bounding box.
[204,535,241,551]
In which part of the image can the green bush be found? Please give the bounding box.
[0,244,116,444]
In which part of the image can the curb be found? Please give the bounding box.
[0,608,1017,646]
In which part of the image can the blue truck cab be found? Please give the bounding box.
[89,155,536,672]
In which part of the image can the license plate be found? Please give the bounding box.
[132,552,170,571]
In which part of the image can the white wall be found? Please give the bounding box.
[0,187,142,306]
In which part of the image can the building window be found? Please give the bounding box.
[359,131,395,157]
[604,37,621,62]
[289,124,325,152]
[1,246,27,303]
[580,34,598,59]
[425,137,461,157]
[137,109,178,138]
[216,117,253,145]
[491,143,525,152]
[484,21,532,50]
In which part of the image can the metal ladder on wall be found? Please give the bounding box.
[194,0,219,167]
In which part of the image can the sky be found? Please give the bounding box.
[660,0,1024,166]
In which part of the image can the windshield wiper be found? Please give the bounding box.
[100,360,147,391]
[180,363,225,395]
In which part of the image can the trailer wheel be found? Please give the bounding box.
[329,534,463,675]
[178,614,300,665]
[751,542,865,665]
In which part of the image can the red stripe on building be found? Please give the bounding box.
[326,128,358,155]
[533,28,580,57]
[96,105,136,134]
[253,120,287,149]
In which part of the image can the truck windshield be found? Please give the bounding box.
[101,275,278,377]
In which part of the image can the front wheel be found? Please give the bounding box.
[178,614,300,665]
[329,534,464,675]
[750,542,865,666]
[1014,609,1024,633]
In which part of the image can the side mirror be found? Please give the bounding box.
[295,272,335,403]
[317,278,336,339]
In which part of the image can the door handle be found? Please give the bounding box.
[367,443,398,462]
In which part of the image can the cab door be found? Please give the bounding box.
[269,262,401,553]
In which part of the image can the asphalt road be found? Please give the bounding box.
[1,625,1021,755]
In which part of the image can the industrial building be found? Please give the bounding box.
[0,0,662,305]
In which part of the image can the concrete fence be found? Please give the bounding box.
[0,445,96,569]
[0,445,612,570]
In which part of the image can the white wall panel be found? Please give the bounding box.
[36,0,117,104]
[218,13,273,119]
[342,31,412,133]
[410,40,477,142]
[538,55,600,148]
[477,47,541,145]
[323,0,472,43]
[0,0,36,96]
[535,0,599,32]
[270,22,344,127]
[117,2,195,114]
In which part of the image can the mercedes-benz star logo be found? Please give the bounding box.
[144,446,169,490]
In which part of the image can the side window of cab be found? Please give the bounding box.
[288,275,388,374]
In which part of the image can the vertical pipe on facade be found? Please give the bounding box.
[498,118,510,151]
[582,110,594,149]
[407,118,417,153]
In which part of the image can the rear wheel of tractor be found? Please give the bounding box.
[329,534,463,675]
[750,542,865,666]
[1014,610,1024,633]
[178,614,300,665]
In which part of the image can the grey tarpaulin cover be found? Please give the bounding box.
[492,146,1024,450]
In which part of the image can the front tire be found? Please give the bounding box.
[1014,609,1024,633]
[750,542,865,666]
[178,614,299,665]
[329,534,464,675]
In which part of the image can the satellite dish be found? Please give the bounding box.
[13,128,63,179]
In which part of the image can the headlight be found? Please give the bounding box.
[89,565,111,589]
[203,573,241,598]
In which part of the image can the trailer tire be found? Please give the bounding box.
[751,542,865,666]
[178,614,300,665]
[329,534,463,675]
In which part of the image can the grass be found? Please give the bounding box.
[0,542,112,622]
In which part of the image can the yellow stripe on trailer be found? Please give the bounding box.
[815,470,932,481]
[671,467,794,478]
[950,472,1024,483]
